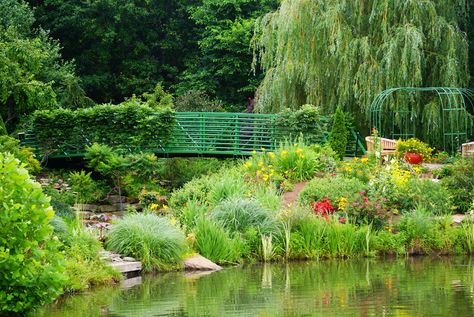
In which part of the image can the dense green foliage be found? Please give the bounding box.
[273,105,329,144]
[175,0,278,110]
[0,153,65,314]
[31,103,175,155]
[299,176,366,206]
[28,0,277,109]
[328,107,348,159]
[106,213,187,271]
[0,135,40,173]
[0,0,91,134]
[439,160,474,213]
[253,0,469,119]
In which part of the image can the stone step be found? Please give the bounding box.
[110,261,142,273]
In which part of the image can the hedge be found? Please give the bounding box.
[29,104,175,154]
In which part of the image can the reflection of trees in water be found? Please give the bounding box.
[38,257,474,317]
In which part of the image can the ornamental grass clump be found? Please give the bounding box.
[106,213,187,271]
[211,197,276,234]
[194,218,243,264]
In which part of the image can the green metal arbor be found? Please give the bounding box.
[369,87,474,153]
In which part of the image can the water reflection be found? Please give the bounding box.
[36,257,474,317]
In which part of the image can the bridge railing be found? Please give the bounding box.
[20,112,366,158]
[153,112,284,155]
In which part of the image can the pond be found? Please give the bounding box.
[37,257,474,317]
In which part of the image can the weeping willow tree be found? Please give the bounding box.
[253,0,470,123]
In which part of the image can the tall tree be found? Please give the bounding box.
[0,0,89,134]
[29,0,198,104]
[175,0,278,111]
[253,0,469,116]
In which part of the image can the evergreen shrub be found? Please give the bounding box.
[328,107,348,159]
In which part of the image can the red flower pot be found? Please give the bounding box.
[403,152,423,164]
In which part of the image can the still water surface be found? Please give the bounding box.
[37,257,474,317]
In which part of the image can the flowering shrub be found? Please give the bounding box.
[368,159,414,209]
[244,140,337,185]
[339,157,375,183]
[299,175,366,206]
[345,192,392,229]
[396,138,433,161]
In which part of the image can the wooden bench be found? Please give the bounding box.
[462,142,474,158]
[365,136,397,156]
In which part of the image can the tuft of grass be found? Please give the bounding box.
[253,185,282,211]
[176,199,208,232]
[106,213,187,271]
[261,234,274,262]
[211,197,276,234]
[194,218,243,264]
[206,172,249,206]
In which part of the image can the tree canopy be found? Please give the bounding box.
[0,0,90,134]
[27,0,277,110]
[253,0,470,117]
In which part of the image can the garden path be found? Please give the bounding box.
[282,182,308,208]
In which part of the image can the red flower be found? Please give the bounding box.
[338,217,346,224]
[314,198,335,217]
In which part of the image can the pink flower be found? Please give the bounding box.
[338,217,346,224]
[359,191,366,196]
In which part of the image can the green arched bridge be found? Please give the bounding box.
[20,112,365,159]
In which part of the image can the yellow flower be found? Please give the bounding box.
[244,162,252,169]
[281,150,288,157]
[258,161,264,168]
[268,152,275,159]
[251,150,257,155]
[149,203,159,210]
[256,170,262,176]
[361,157,368,163]
[299,154,305,159]
[296,148,303,154]
[162,204,169,210]
[262,174,269,181]
[186,233,196,243]
[268,165,273,168]
[338,197,348,211]
[353,157,359,162]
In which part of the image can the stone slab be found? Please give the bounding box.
[110,261,142,273]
